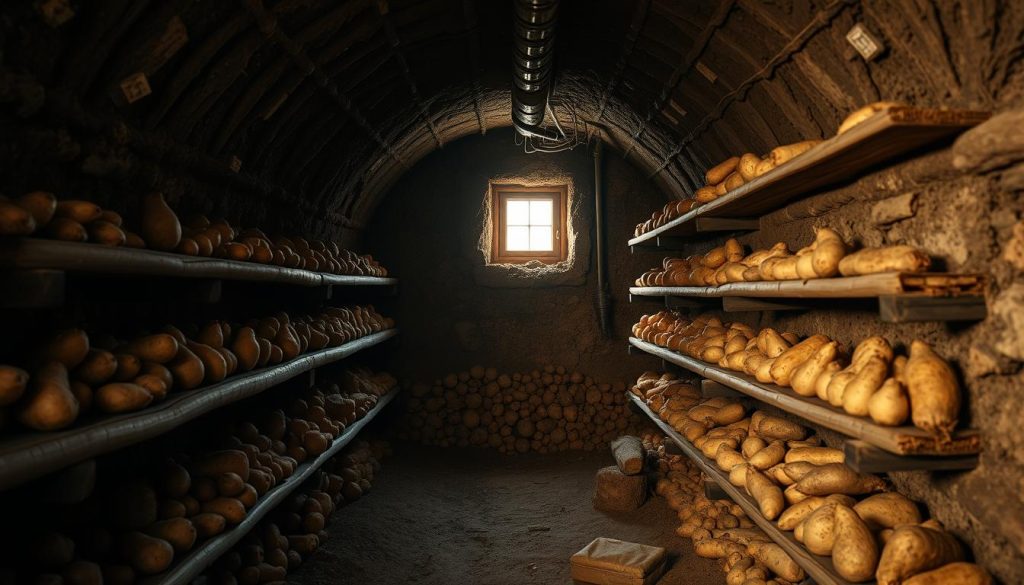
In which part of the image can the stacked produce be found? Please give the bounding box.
[634,230,932,287]
[643,431,807,585]
[0,191,387,277]
[635,375,991,584]
[632,102,906,239]
[399,366,639,453]
[632,313,963,438]
[6,370,394,583]
[0,306,393,433]
[633,140,820,238]
[204,440,389,584]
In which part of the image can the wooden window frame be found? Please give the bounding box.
[490,184,568,264]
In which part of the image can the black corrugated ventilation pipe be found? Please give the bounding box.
[511,0,559,140]
[594,140,611,337]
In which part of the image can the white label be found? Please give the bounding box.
[847,24,883,60]
[120,73,152,104]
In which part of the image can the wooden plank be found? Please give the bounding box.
[0,330,398,491]
[843,440,978,474]
[722,297,812,312]
[627,106,990,247]
[0,239,397,288]
[628,337,981,456]
[694,217,760,233]
[627,272,983,300]
[148,389,399,585]
[878,294,987,323]
[629,393,858,585]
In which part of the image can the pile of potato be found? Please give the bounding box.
[10,369,394,583]
[635,374,992,584]
[632,102,907,239]
[633,140,820,238]
[635,230,932,287]
[204,440,389,584]
[632,313,963,438]
[0,191,387,277]
[398,365,640,454]
[0,306,393,433]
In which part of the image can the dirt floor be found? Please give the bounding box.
[290,443,722,585]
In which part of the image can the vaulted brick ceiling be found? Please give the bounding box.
[1,0,1011,238]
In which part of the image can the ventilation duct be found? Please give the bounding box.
[511,0,559,139]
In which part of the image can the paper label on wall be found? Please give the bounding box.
[120,73,152,104]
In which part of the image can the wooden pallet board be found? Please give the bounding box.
[629,393,860,585]
[147,389,399,585]
[628,337,980,457]
[628,272,985,299]
[0,239,397,287]
[0,330,397,490]
[628,107,990,247]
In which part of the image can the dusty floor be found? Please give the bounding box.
[291,443,722,585]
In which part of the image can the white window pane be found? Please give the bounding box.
[507,226,529,251]
[530,199,553,226]
[506,200,529,226]
[530,226,552,251]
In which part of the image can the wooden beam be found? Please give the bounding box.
[647,0,856,179]
[376,0,443,149]
[623,0,734,159]
[878,294,987,323]
[595,0,651,121]
[694,217,760,232]
[461,0,487,134]
[242,0,405,165]
[843,440,978,474]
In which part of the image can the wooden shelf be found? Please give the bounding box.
[628,106,990,248]
[629,393,860,585]
[629,272,986,322]
[0,239,397,288]
[0,330,397,490]
[148,389,398,585]
[628,337,980,460]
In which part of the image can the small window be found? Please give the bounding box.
[491,184,568,264]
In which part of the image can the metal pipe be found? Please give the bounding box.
[594,140,611,336]
[511,0,559,135]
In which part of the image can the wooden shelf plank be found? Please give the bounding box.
[628,337,980,457]
[149,389,399,585]
[628,393,859,585]
[0,239,397,288]
[628,272,984,300]
[843,440,979,474]
[0,329,398,490]
[628,107,990,248]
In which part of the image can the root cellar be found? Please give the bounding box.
[0,1,1021,584]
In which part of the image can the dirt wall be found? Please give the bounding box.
[364,128,665,382]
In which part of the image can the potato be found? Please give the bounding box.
[144,518,196,553]
[157,460,191,498]
[868,378,910,426]
[832,504,879,581]
[95,383,154,413]
[755,415,806,441]
[17,191,57,227]
[777,496,827,531]
[741,436,767,459]
[785,447,844,466]
[737,153,761,181]
[770,335,830,387]
[876,523,964,585]
[782,461,819,483]
[191,513,227,538]
[0,364,29,406]
[748,440,785,470]
[41,329,90,369]
[168,345,205,391]
[232,327,261,372]
[789,341,838,397]
[62,560,103,585]
[118,532,174,575]
[45,217,87,241]
[745,465,784,520]
[87,220,126,246]
[133,374,168,401]
[18,361,79,431]
[746,541,805,582]
[140,192,182,252]
[767,140,820,166]
[902,562,992,585]
[117,334,180,364]
[838,101,903,134]
[838,245,930,276]
[201,498,246,525]
[854,492,922,530]
[810,227,847,277]
[706,156,740,185]
[74,349,118,386]
[904,340,960,438]
[802,502,838,555]
[814,361,843,401]
[55,200,102,224]
[842,355,889,416]
[694,538,747,559]
[796,463,886,496]
[188,341,228,383]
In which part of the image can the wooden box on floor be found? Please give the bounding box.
[570,537,667,585]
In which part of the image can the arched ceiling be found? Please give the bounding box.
[1,0,1012,238]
